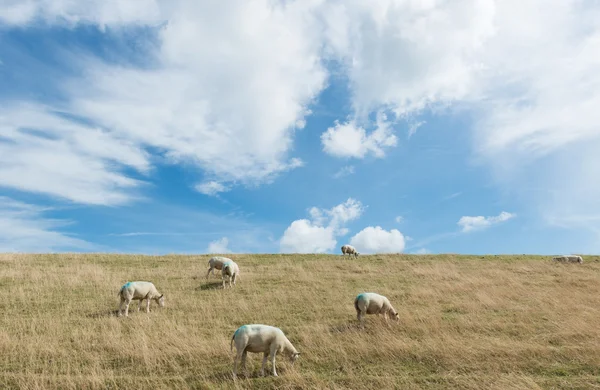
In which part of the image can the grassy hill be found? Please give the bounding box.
[1,253,599,389]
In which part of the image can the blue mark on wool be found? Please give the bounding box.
[234,325,247,336]
[122,282,132,290]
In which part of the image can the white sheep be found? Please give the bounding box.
[230,324,300,379]
[354,292,399,327]
[206,256,230,279]
[117,281,165,317]
[341,244,359,258]
[222,260,240,288]
[553,255,584,263]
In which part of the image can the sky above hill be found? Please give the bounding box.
[1,0,599,255]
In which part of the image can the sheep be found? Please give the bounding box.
[222,260,240,288]
[553,255,584,263]
[117,281,164,317]
[354,292,399,328]
[341,244,359,258]
[230,324,300,379]
[207,256,230,279]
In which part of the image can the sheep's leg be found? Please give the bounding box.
[241,350,248,375]
[260,352,268,376]
[206,267,213,279]
[269,348,278,377]
[146,298,151,313]
[124,299,131,317]
[117,297,123,317]
[137,299,143,312]
[357,311,365,329]
[232,273,237,287]
[233,350,243,380]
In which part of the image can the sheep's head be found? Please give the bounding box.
[290,352,300,365]
[156,294,165,307]
[391,310,399,321]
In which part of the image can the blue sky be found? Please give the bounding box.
[1,1,599,255]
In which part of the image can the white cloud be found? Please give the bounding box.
[3,0,600,240]
[0,196,91,252]
[457,211,515,233]
[207,237,232,254]
[349,226,405,254]
[321,112,397,158]
[280,219,336,254]
[0,0,326,202]
[280,198,364,253]
[408,121,425,138]
[319,0,600,235]
[0,0,162,27]
[195,181,229,196]
[395,216,403,223]
[0,103,148,205]
[321,0,496,118]
[333,165,355,179]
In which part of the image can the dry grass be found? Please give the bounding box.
[1,253,600,389]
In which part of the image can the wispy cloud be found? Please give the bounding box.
[443,192,462,201]
[457,211,516,233]
[333,165,355,179]
[0,196,92,252]
[407,121,426,138]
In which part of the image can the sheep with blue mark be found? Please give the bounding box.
[206,256,230,279]
[354,292,399,328]
[222,260,240,289]
[117,281,165,317]
[230,324,300,379]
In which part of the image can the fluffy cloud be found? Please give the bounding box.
[321,112,397,158]
[0,197,91,252]
[457,211,515,233]
[323,0,600,234]
[3,0,600,240]
[280,198,364,253]
[207,237,232,254]
[0,0,326,203]
[349,226,405,254]
[279,220,336,254]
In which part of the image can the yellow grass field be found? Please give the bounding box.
[1,253,600,389]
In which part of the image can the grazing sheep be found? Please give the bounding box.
[553,255,584,263]
[222,260,240,288]
[230,324,300,379]
[354,292,399,327]
[341,244,359,258]
[117,281,165,317]
[207,256,230,279]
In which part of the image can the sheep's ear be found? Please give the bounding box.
[159,294,164,299]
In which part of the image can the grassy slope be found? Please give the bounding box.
[1,253,600,389]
